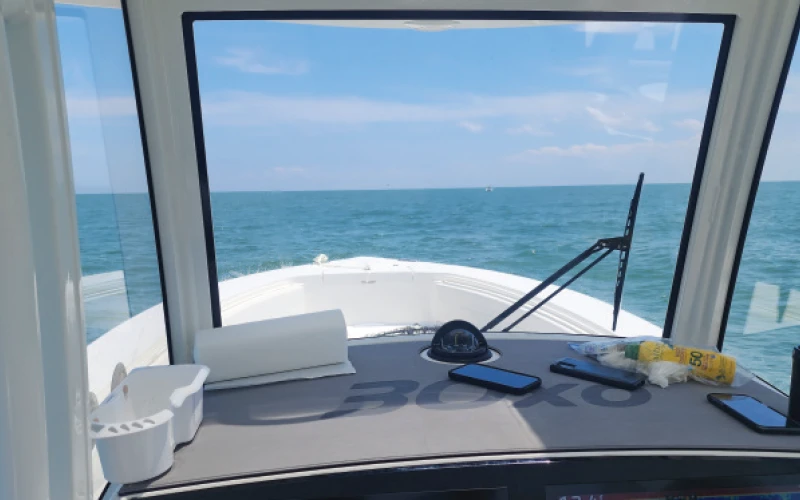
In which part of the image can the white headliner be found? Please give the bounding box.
[53,2,572,30]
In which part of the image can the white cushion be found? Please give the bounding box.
[194,309,348,383]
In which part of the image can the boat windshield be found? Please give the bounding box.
[51,7,800,495]
[188,18,724,338]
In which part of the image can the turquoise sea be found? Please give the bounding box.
[76,182,800,391]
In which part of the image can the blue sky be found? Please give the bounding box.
[57,7,800,193]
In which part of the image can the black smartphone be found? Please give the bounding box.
[550,357,646,390]
[707,393,800,434]
[449,364,542,395]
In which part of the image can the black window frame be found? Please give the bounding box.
[178,9,735,333]
[715,10,800,350]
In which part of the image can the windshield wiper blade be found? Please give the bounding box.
[613,172,644,330]
[480,173,644,333]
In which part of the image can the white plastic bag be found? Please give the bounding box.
[570,337,750,388]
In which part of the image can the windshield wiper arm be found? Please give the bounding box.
[499,247,615,332]
[480,173,644,333]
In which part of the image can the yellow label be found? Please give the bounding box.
[637,341,736,385]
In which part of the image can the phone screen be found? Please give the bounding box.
[452,364,538,390]
[557,358,644,383]
[714,394,795,428]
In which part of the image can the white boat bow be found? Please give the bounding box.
[87,256,659,401]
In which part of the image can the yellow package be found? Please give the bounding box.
[625,341,736,385]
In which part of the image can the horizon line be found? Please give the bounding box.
[74,178,800,195]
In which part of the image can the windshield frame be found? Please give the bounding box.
[180,10,734,330]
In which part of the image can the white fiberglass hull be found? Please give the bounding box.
[87,256,658,400]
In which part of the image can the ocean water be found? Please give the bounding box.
[76,182,800,391]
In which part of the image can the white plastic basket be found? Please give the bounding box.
[90,364,209,484]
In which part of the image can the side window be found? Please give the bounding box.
[55,7,167,404]
[724,49,799,392]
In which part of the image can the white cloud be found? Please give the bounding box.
[201,90,592,126]
[510,135,700,161]
[504,133,706,185]
[458,121,483,133]
[516,143,611,158]
[673,118,704,132]
[605,128,654,142]
[586,106,661,139]
[586,106,623,127]
[555,63,619,87]
[559,62,670,89]
[214,49,308,75]
[61,87,705,137]
[642,120,661,132]
[201,88,709,128]
[65,95,136,118]
[639,82,668,102]
[507,124,551,136]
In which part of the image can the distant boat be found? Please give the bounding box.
[485,186,493,192]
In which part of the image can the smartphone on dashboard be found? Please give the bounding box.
[707,393,800,434]
[550,357,646,390]
[449,364,541,395]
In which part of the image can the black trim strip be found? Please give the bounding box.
[98,480,111,500]
[180,10,735,331]
[716,8,800,351]
[182,17,223,328]
[120,451,800,497]
[662,19,735,339]
[122,0,176,362]
[186,10,730,23]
